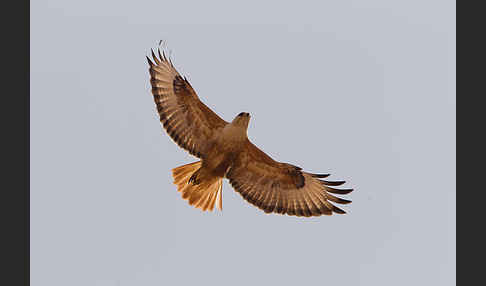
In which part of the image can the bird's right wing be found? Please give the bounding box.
[147,49,228,158]
[226,140,354,217]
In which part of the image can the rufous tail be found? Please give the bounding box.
[171,161,223,211]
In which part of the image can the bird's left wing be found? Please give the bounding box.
[147,49,228,158]
[226,140,353,217]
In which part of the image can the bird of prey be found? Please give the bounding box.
[147,48,354,217]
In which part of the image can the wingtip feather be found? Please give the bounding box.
[320,180,346,186]
[311,173,330,178]
[325,187,354,195]
[146,56,154,67]
[331,204,347,214]
[151,49,161,65]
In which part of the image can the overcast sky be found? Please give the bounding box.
[31,1,455,285]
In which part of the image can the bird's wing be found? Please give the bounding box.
[226,140,353,217]
[147,49,228,158]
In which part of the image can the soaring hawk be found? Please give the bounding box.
[147,48,354,217]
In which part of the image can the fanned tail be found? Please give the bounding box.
[172,161,223,211]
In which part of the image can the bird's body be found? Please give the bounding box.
[204,114,251,174]
[147,48,354,217]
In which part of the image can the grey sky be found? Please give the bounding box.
[31,1,455,285]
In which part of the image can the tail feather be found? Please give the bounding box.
[171,161,223,211]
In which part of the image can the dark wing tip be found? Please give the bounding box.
[331,204,347,214]
[325,187,354,195]
[158,48,164,62]
[330,197,352,205]
[146,56,154,67]
[320,180,346,186]
[310,173,330,178]
[151,49,161,65]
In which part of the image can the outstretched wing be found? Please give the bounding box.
[226,140,353,217]
[147,49,228,158]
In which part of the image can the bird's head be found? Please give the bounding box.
[231,112,251,129]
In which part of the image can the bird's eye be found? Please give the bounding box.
[238,112,246,117]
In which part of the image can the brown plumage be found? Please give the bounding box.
[147,48,354,217]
